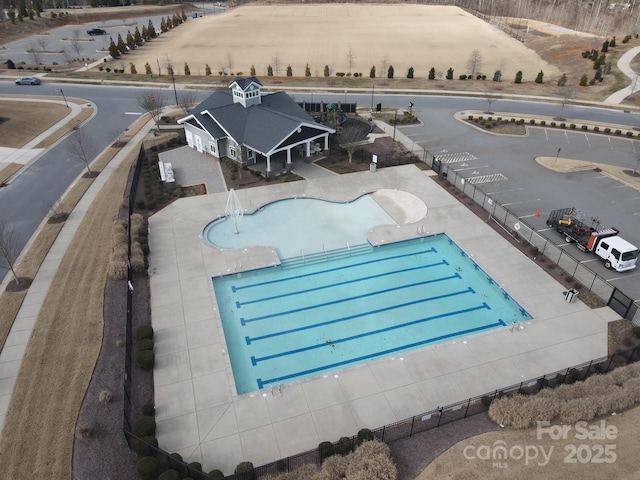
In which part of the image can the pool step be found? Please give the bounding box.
[281,243,373,269]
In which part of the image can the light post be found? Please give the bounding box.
[555,147,561,164]
[56,89,68,108]
[393,110,398,140]
[371,84,374,113]
[344,89,347,105]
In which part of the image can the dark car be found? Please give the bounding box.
[87,28,107,36]
[15,76,41,85]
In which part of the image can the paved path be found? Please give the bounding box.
[603,46,640,104]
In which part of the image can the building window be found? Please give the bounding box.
[230,145,237,158]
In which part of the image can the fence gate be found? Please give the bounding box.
[608,287,634,319]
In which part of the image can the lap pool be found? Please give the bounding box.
[212,234,532,395]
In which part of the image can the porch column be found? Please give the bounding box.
[306,142,311,157]
[286,148,292,164]
[266,154,272,173]
[323,134,329,150]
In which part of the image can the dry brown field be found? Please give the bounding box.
[124,4,561,82]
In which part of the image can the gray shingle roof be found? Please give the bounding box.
[180,87,334,155]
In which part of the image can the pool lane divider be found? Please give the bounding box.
[255,317,504,389]
[236,260,448,308]
[245,286,476,345]
[231,247,438,293]
[250,302,491,366]
[239,271,460,326]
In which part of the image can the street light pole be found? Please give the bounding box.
[555,147,561,164]
[371,84,374,113]
[393,110,398,140]
[57,89,68,107]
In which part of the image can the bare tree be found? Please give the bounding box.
[435,69,443,80]
[338,122,370,163]
[67,126,98,176]
[346,46,355,74]
[136,90,167,127]
[0,220,22,285]
[466,49,484,77]
[69,29,83,57]
[177,90,197,115]
[556,86,575,120]
[28,41,42,66]
[272,52,281,76]
[35,36,49,52]
[380,56,389,77]
[484,89,500,114]
[46,199,68,222]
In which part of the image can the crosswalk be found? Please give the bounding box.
[466,173,509,184]
[434,152,478,164]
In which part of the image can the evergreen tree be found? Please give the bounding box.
[267,65,273,76]
[286,65,292,77]
[181,9,187,21]
[141,24,149,41]
[515,70,523,83]
[557,73,567,86]
[250,65,256,76]
[387,65,394,79]
[305,63,311,77]
[579,73,588,86]
[28,9,34,20]
[206,64,212,76]
[148,20,157,38]
[493,70,502,82]
[535,70,544,83]
[610,36,616,47]
[108,37,119,58]
[323,65,330,77]
[8,9,16,25]
[173,13,181,25]
[184,63,191,75]
[160,17,167,33]
[369,65,376,78]
[126,31,136,50]
[407,66,414,79]
[594,67,603,82]
[134,27,143,46]
[446,67,454,80]
[602,39,609,52]
[428,67,435,80]
[17,0,28,19]
[116,33,126,55]
[129,63,137,74]
[33,0,42,16]
[144,62,152,75]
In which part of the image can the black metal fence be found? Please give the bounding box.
[421,150,640,326]
[120,145,640,479]
[298,102,358,114]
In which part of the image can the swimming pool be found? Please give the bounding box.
[213,234,531,395]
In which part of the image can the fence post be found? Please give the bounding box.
[464,398,471,418]
[583,360,593,380]
[437,407,443,427]
[410,416,415,436]
[381,425,386,442]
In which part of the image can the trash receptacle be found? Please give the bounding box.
[564,288,578,303]
[370,162,377,172]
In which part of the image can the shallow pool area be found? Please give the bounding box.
[203,195,396,259]
[213,234,532,395]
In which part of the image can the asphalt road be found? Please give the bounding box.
[1,85,639,303]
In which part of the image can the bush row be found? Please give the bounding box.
[467,115,638,136]
[488,361,640,428]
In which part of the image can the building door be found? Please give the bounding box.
[195,135,203,153]
[185,130,194,148]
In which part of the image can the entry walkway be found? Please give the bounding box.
[148,165,617,475]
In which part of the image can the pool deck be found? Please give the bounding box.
[148,164,619,474]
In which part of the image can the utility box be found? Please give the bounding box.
[370,162,377,172]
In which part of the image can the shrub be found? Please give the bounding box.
[357,428,374,443]
[158,469,180,480]
[209,470,225,480]
[428,67,435,80]
[319,441,335,461]
[336,436,353,455]
[515,70,523,83]
[138,338,154,351]
[136,324,154,341]
[407,66,414,79]
[136,349,155,370]
[550,121,556,127]
[137,456,159,480]
[99,389,112,404]
[133,416,156,437]
[468,115,474,120]
[446,67,454,80]
[582,125,588,130]
[459,74,467,80]
[626,131,634,137]
[540,120,546,126]
[345,440,397,480]
[604,127,611,133]
[559,123,566,128]
[569,124,576,129]
[615,129,622,135]
[370,65,376,78]
[593,126,600,132]
[76,423,93,439]
[529,119,535,124]
[188,462,202,472]
[234,461,255,480]
[579,73,588,86]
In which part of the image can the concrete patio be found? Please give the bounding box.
[147,164,618,475]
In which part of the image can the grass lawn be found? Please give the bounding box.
[0,99,69,148]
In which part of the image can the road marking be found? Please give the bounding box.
[435,152,477,163]
[584,133,591,146]
[537,228,553,232]
[454,165,489,171]
[486,187,523,195]
[544,129,549,141]
[558,243,571,246]
[466,173,508,184]
[125,112,143,115]
[564,131,569,143]
[606,272,640,282]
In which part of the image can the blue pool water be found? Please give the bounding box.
[213,234,532,395]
